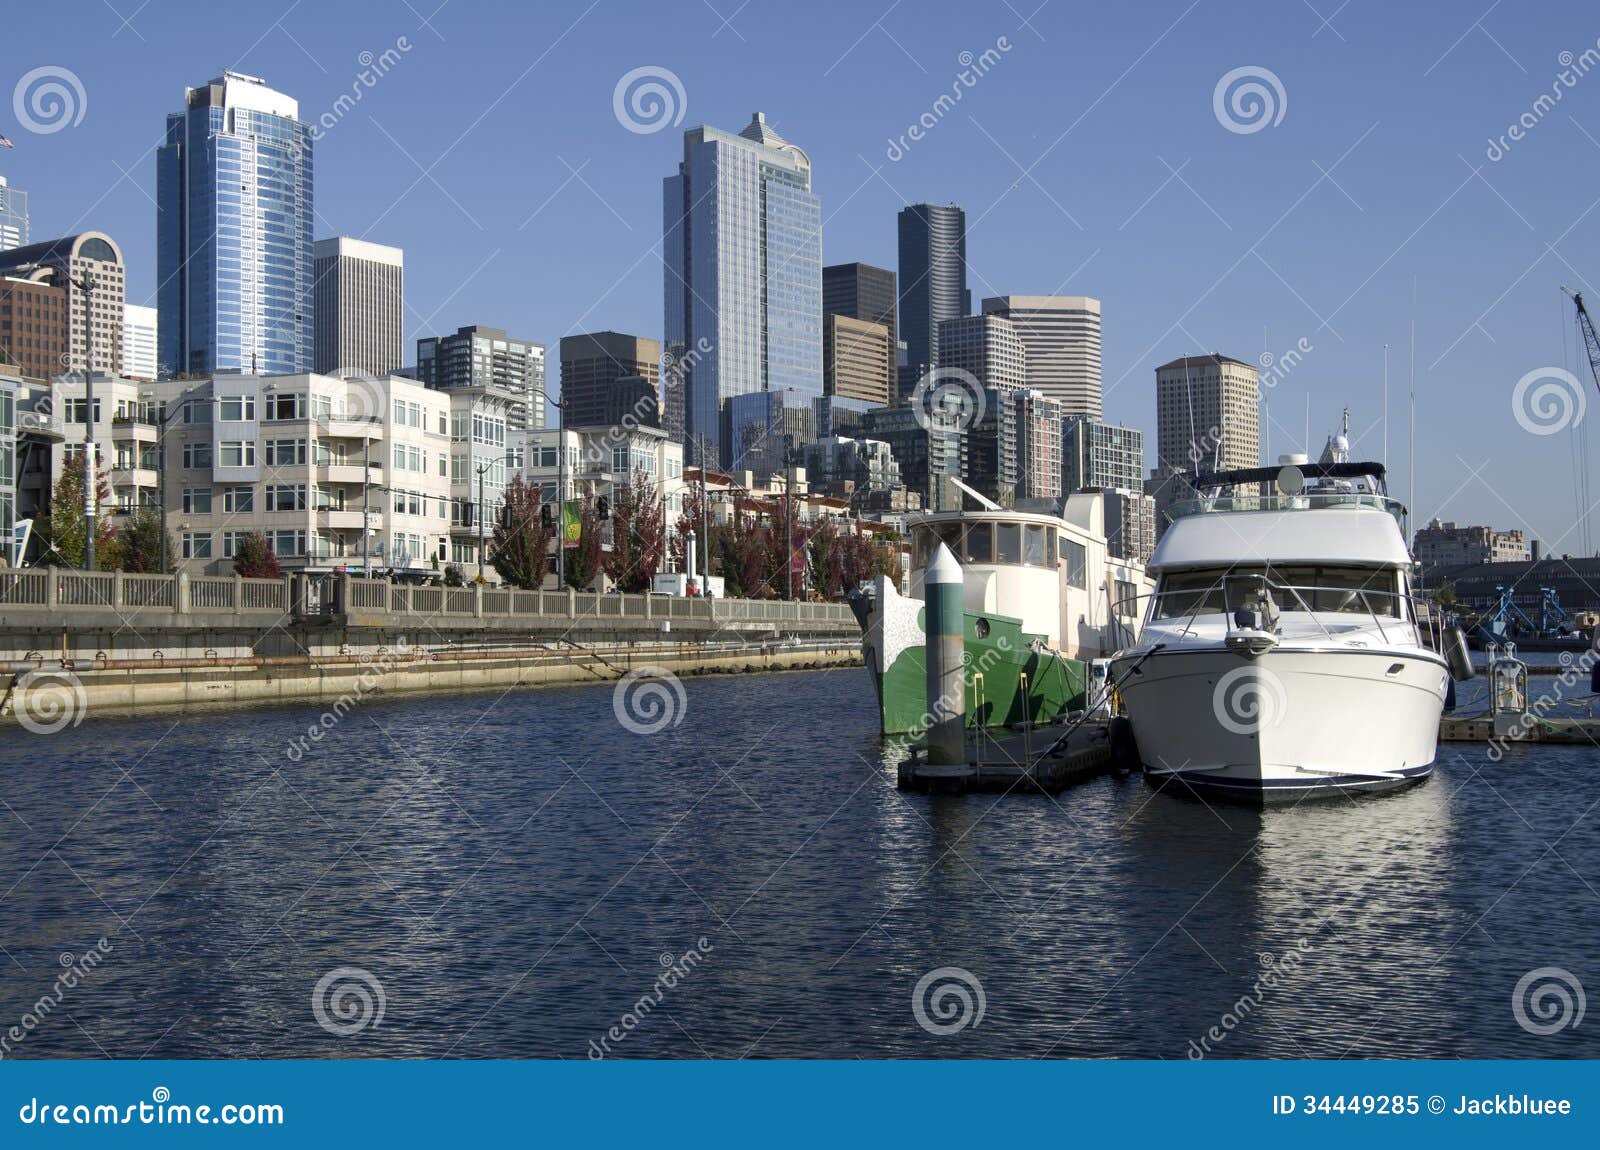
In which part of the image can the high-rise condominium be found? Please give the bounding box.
[157,71,314,377]
[935,313,1026,392]
[981,295,1102,417]
[1154,354,1260,475]
[897,203,969,401]
[416,325,546,432]
[664,113,822,466]
[1063,417,1144,493]
[314,237,404,377]
[0,231,126,377]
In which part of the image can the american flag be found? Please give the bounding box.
[0,132,14,149]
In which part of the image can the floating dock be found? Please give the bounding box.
[898,718,1115,794]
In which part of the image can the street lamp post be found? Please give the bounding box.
[475,462,487,581]
[71,268,98,571]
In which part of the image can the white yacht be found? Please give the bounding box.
[1110,447,1469,803]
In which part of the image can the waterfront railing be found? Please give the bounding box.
[0,567,858,629]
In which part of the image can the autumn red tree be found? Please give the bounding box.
[490,475,554,589]
[604,464,666,592]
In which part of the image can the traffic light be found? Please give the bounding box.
[597,496,611,520]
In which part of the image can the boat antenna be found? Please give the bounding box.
[1409,276,1417,526]
[1382,342,1389,469]
[1183,356,1199,479]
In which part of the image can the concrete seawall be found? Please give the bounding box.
[0,640,866,724]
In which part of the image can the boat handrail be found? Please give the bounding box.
[1167,491,1406,522]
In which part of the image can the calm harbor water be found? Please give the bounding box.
[1,667,1596,1060]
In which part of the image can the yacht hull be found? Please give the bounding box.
[1111,646,1448,804]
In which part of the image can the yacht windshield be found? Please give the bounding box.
[1153,565,1401,619]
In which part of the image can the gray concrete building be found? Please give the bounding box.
[313,237,405,378]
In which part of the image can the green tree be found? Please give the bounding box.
[1435,580,1458,610]
[490,475,553,590]
[39,457,116,569]
[104,506,175,573]
[233,533,282,578]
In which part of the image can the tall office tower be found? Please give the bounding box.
[967,387,1022,503]
[122,304,158,381]
[1154,354,1260,475]
[1063,416,1145,492]
[981,295,1102,417]
[559,331,661,429]
[314,237,404,377]
[0,231,126,376]
[664,112,822,467]
[0,177,28,252]
[1104,488,1157,564]
[157,71,314,377]
[935,313,1026,391]
[416,325,546,431]
[1013,390,1065,501]
[822,314,892,407]
[823,262,896,350]
[897,203,969,401]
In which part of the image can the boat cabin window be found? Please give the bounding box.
[1023,524,1046,567]
[1060,537,1087,589]
[913,521,1060,571]
[1153,566,1401,619]
[964,523,993,563]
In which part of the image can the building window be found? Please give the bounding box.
[182,442,213,469]
[181,488,213,514]
[270,530,306,556]
[181,532,213,559]
[218,396,256,422]
[223,486,254,513]
[264,439,305,466]
[220,441,256,467]
[265,484,307,512]
[265,392,304,421]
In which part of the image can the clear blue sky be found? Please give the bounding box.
[6,0,1600,550]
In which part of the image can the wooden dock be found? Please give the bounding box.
[898,719,1116,795]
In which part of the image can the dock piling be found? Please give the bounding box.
[925,542,965,766]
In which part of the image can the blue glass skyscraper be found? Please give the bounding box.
[157,72,313,377]
[664,113,821,468]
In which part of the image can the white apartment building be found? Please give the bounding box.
[445,382,517,571]
[21,374,163,522]
[142,372,453,576]
[516,423,686,514]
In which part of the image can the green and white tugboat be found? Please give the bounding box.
[852,488,1151,736]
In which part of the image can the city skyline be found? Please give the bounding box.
[3,2,1599,545]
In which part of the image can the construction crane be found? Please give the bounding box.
[1566,287,1600,393]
